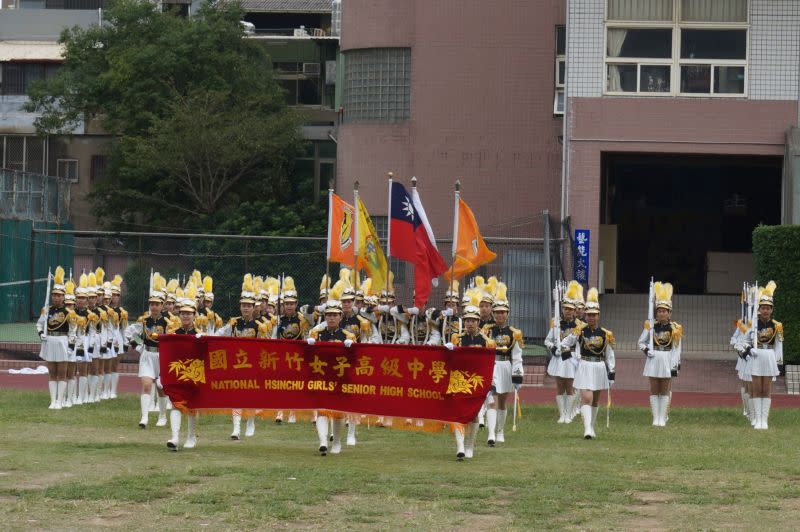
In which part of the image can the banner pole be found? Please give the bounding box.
[353,180,360,290]
[449,180,460,291]
[326,181,334,297]
[386,171,393,288]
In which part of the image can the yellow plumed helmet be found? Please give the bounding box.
[758,280,777,307]
[492,281,509,311]
[53,266,65,285]
[329,279,345,301]
[474,276,485,290]
[319,274,331,294]
[203,275,213,294]
[486,276,498,295]
[153,273,167,292]
[65,279,76,296]
[654,282,673,310]
[462,288,482,319]
[79,273,89,289]
[111,274,123,294]
[166,278,179,294]
[185,283,197,301]
[94,267,105,285]
[253,276,264,296]
[175,287,184,300]
[87,272,97,288]
[242,274,253,292]
[266,277,279,296]
[445,279,459,301]
[585,287,600,314]
[339,267,351,284]
[360,277,373,297]
[283,276,296,292]
[387,270,395,293]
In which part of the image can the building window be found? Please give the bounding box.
[57,159,79,183]
[90,155,107,183]
[604,0,748,97]
[343,48,411,123]
[274,62,323,107]
[554,25,566,115]
[1,135,48,174]
[0,62,61,96]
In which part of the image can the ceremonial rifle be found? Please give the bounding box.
[42,267,52,339]
[647,277,655,352]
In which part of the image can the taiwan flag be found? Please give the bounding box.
[389,180,448,308]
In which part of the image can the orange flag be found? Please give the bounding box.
[444,198,496,281]
[327,192,356,267]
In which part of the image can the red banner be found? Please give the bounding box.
[159,336,494,424]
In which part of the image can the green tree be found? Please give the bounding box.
[26,0,307,229]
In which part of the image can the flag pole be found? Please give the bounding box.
[353,180,360,291]
[326,180,334,295]
[386,171,393,288]
[449,180,460,292]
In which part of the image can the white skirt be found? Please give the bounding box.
[492,360,513,394]
[738,355,752,381]
[100,344,115,360]
[39,336,71,363]
[643,350,672,379]
[749,348,779,377]
[574,360,609,391]
[547,353,577,379]
[138,351,160,379]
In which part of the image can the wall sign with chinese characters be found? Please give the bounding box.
[573,229,590,283]
[159,336,495,425]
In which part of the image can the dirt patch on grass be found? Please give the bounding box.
[13,471,76,490]
[631,491,675,504]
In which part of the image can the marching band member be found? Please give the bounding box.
[36,267,75,409]
[476,276,497,329]
[73,275,93,405]
[167,285,201,451]
[446,290,495,460]
[202,276,223,334]
[307,298,357,455]
[356,278,382,343]
[561,288,615,440]
[545,281,583,423]
[109,275,128,400]
[126,273,171,428]
[638,282,683,427]
[217,274,273,439]
[483,283,524,446]
[736,282,783,430]
[426,281,461,347]
[274,276,307,424]
[63,278,78,407]
[163,279,179,320]
[85,273,105,404]
[99,273,117,400]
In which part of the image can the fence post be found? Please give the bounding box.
[29,224,36,321]
[542,210,551,292]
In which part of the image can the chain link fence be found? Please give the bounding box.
[0,214,563,362]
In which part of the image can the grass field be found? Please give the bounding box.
[1,389,799,530]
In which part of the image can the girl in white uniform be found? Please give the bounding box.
[637,282,683,427]
[736,281,783,430]
[544,281,583,423]
[560,288,615,439]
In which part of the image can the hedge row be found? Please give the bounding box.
[752,225,800,364]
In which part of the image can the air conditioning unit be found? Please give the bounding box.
[302,63,320,75]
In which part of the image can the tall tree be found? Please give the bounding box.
[26,0,306,228]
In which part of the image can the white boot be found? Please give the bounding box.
[316,415,329,454]
[581,405,593,438]
[751,398,762,429]
[465,421,479,458]
[556,395,566,423]
[748,397,756,426]
[55,380,67,409]
[87,376,97,403]
[245,416,256,437]
[454,425,466,460]
[184,413,198,449]
[168,409,182,450]
[659,395,670,427]
[139,393,150,428]
[477,404,486,427]
[740,387,748,416]
[496,409,507,443]
[231,411,242,440]
[486,408,497,446]
[77,376,87,405]
[666,391,672,423]
[93,375,103,402]
[47,381,57,409]
[149,387,159,411]
[110,373,119,399]
[65,379,75,408]
[650,395,659,426]
[761,397,771,430]
[156,397,167,426]
[288,411,297,424]
[571,392,580,421]
[591,406,599,438]
[101,374,111,400]
[742,391,751,418]
[331,418,345,454]
[347,419,357,446]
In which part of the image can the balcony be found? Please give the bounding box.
[0,9,100,41]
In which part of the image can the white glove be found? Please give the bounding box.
[299,304,309,314]
[377,305,390,313]
[315,305,326,313]
[443,308,454,317]
[195,333,203,339]
[445,342,454,351]
[407,307,420,316]
[306,337,316,345]
[156,377,163,390]
[344,339,354,348]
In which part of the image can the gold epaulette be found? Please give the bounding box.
[602,327,615,347]
[643,319,651,330]
[775,320,784,339]
[97,308,108,322]
[40,307,47,316]
[67,309,78,324]
[228,317,239,328]
[138,312,149,323]
[671,321,683,340]
[88,311,100,324]
[573,322,588,335]
[120,308,128,321]
[357,315,371,334]
[450,332,460,346]
[511,327,524,347]
[550,318,554,328]
[344,329,358,341]
[258,321,272,337]
[736,319,748,334]
[482,332,497,349]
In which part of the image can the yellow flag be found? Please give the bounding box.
[356,198,387,293]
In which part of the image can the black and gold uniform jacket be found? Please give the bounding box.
[309,326,357,343]
[451,330,497,349]
[562,323,616,373]
[483,323,524,373]
[277,312,311,340]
